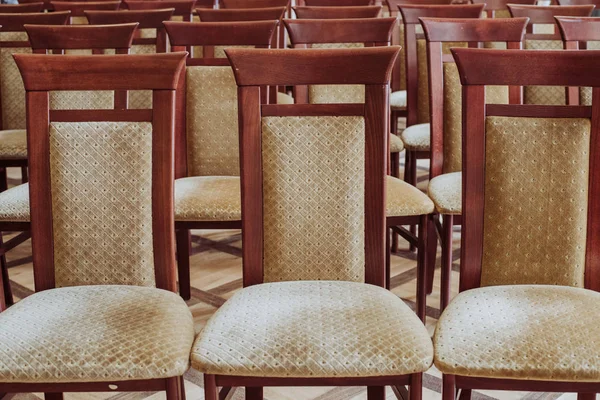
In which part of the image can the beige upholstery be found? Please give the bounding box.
[186,66,239,177]
[390,133,404,153]
[387,176,434,217]
[390,90,407,109]
[277,92,294,104]
[581,41,600,105]
[397,24,406,92]
[434,285,600,381]
[0,183,29,222]
[262,116,365,283]
[129,43,157,110]
[174,176,240,221]
[0,129,26,158]
[401,122,430,151]
[192,280,433,377]
[71,16,88,24]
[481,117,590,287]
[214,44,252,59]
[0,285,194,383]
[428,172,461,215]
[50,91,113,110]
[49,122,156,288]
[0,32,30,130]
[524,40,565,105]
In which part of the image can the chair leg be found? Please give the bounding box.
[367,386,385,400]
[0,234,13,308]
[21,166,28,184]
[44,394,63,400]
[179,376,186,400]
[442,375,456,400]
[458,389,472,400]
[391,110,398,135]
[409,373,422,400]
[386,227,391,290]
[0,168,7,192]
[425,215,437,295]
[204,375,217,400]
[165,377,181,400]
[577,394,596,400]
[246,387,263,400]
[416,215,428,321]
[391,152,400,253]
[175,228,191,300]
[440,214,454,311]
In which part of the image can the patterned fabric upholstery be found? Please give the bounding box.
[0,285,194,383]
[49,122,156,287]
[186,66,239,177]
[397,23,406,92]
[50,91,113,110]
[71,16,88,25]
[0,129,26,158]
[0,182,29,222]
[401,123,430,151]
[262,116,365,283]
[129,43,156,110]
[277,92,294,104]
[214,45,252,59]
[0,32,30,130]
[580,42,600,105]
[387,176,434,216]
[524,40,565,105]
[434,285,600,381]
[391,90,406,109]
[480,117,590,287]
[428,172,461,215]
[174,176,240,221]
[192,280,434,377]
[390,133,404,153]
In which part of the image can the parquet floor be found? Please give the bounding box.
[1,162,582,400]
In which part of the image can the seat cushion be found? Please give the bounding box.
[192,280,433,378]
[434,285,600,382]
[390,133,404,153]
[428,172,461,215]
[387,176,434,217]
[0,285,195,383]
[0,129,27,159]
[0,183,29,222]
[175,176,240,221]
[277,92,294,105]
[391,90,407,109]
[401,123,430,152]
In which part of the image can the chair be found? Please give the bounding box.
[421,17,527,310]
[0,3,45,12]
[0,11,70,306]
[557,0,600,15]
[194,45,432,400]
[164,20,277,300]
[472,0,535,18]
[557,16,600,105]
[435,46,600,400]
[293,4,382,17]
[303,0,373,5]
[51,1,121,24]
[0,50,192,398]
[508,4,594,105]
[125,0,196,22]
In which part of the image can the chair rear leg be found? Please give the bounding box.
[442,375,456,400]
[204,375,217,400]
[577,394,596,400]
[440,215,454,311]
[166,377,182,400]
[246,387,263,400]
[21,166,28,184]
[0,168,7,192]
[409,374,422,400]
[45,394,63,400]
[416,215,428,321]
[0,234,13,307]
[367,386,385,400]
[176,228,191,300]
[425,215,437,295]
[391,152,400,253]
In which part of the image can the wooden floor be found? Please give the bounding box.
[1,162,583,400]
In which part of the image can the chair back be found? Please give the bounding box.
[225,46,399,287]
[452,47,600,291]
[197,6,285,20]
[471,0,534,18]
[304,0,372,5]
[125,0,196,21]
[557,0,600,15]
[51,1,121,24]
[421,17,527,177]
[0,12,69,130]
[0,3,45,12]
[14,52,187,292]
[164,20,277,178]
[293,5,382,18]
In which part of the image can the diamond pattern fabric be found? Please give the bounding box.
[390,90,407,109]
[128,43,156,110]
[387,176,434,216]
[524,40,565,105]
[192,280,433,377]
[401,123,430,151]
[428,172,461,215]
[174,176,240,221]
[390,133,404,153]
[0,32,30,130]
[0,129,26,158]
[0,182,29,222]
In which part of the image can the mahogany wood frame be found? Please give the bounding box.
[50,1,121,21]
[164,20,277,300]
[303,0,373,5]
[205,45,413,400]
[0,3,45,12]
[557,0,600,8]
[0,51,187,398]
[420,17,527,310]
[441,47,600,400]
[293,5,382,18]
[0,11,70,308]
[125,0,196,22]
[85,9,175,53]
[470,0,535,17]
[507,4,594,37]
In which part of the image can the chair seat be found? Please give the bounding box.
[434,285,600,382]
[390,133,404,153]
[387,176,434,217]
[191,280,433,378]
[428,172,461,215]
[0,183,29,222]
[0,129,27,159]
[401,123,430,152]
[390,90,407,109]
[277,92,294,104]
[175,176,240,222]
[0,285,195,383]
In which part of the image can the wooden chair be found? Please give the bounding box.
[164,20,277,300]
[0,50,192,398]
[293,4,382,17]
[421,17,527,311]
[470,0,535,17]
[0,3,45,12]
[51,1,121,24]
[125,0,196,22]
[558,0,600,15]
[508,4,594,105]
[303,0,373,5]
[435,46,600,400]
[557,16,600,105]
[193,45,432,400]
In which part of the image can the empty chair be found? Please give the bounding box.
[51,1,121,24]
[293,4,382,17]
[125,0,196,21]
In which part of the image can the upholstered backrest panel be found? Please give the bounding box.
[397,23,406,91]
[71,16,88,25]
[214,45,252,59]
[50,91,114,110]
[0,32,30,130]
[442,63,508,173]
[262,116,365,283]
[580,41,600,106]
[524,40,565,105]
[50,121,156,287]
[129,43,156,109]
[480,116,590,287]
[186,66,239,176]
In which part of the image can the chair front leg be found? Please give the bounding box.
[409,373,422,400]
[416,215,428,321]
[0,233,13,308]
[440,214,454,311]
[368,386,385,400]
[175,228,191,300]
[246,387,263,400]
[442,375,456,400]
[45,393,63,400]
[204,375,217,400]
[166,376,182,400]
[425,215,438,295]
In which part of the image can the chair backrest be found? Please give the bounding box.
[304,0,372,5]
[165,20,277,178]
[14,52,186,292]
[284,18,396,104]
[197,6,285,20]
[0,3,45,12]
[0,12,70,130]
[557,16,600,105]
[422,17,527,178]
[398,4,483,125]
[293,5,381,18]
[225,46,398,287]
[51,1,121,23]
[557,0,600,15]
[452,47,600,291]
[125,0,196,21]
[471,0,534,17]
[221,0,288,7]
